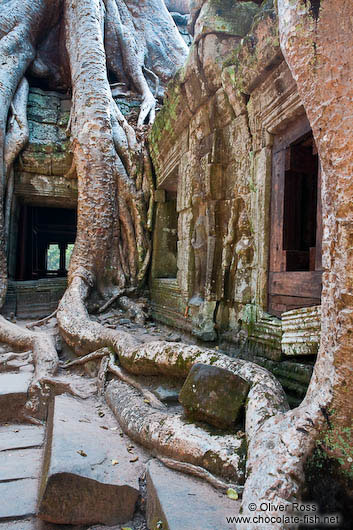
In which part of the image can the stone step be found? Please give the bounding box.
[0,448,42,481]
[38,394,145,526]
[0,479,39,520]
[0,373,32,423]
[0,424,44,451]
[0,423,45,523]
[147,460,240,530]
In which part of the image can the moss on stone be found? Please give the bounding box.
[179,363,250,429]
[220,2,280,94]
[304,439,353,523]
[199,1,260,37]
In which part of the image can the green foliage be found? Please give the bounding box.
[47,243,74,271]
[47,244,60,271]
[65,243,74,269]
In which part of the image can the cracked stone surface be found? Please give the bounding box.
[0,425,45,522]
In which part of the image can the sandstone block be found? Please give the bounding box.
[179,363,250,429]
[147,459,240,530]
[0,448,42,481]
[0,520,36,529]
[38,394,140,526]
[194,1,259,39]
[0,373,32,422]
[0,425,44,452]
[0,479,38,520]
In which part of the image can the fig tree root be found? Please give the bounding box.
[56,274,289,488]
[106,378,246,483]
[26,310,58,330]
[0,315,89,421]
[116,341,289,440]
[154,454,244,494]
[62,346,166,410]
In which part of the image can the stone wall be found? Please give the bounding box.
[15,87,77,208]
[5,88,141,318]
[149,0,319,404]
[2,2,322,403]
[5,88,77,313]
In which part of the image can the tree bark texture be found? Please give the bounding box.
[237,2,353,527]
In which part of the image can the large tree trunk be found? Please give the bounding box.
[57,0,157,351]
[239,2,353,526]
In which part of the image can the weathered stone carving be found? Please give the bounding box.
[222,203,253,305]
[233,208,253,304]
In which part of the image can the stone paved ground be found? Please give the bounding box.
[0,313,240,530]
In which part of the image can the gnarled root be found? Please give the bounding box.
[26,309,58,329]
[4,77,30,179]
[117,341,289,440]
[0,315,58,419]
[106,378,246,483]
[117,295,148,325]
[107,358,166,410]
[61,346,166,410]
[154,454,243,494]
[239,403,323,527]
[57,276,139,355]
[57,277,288,487]
[0,314,92,421]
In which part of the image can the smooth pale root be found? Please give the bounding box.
[117,341,289,440]
[105,339,289,488]
[106,378,247,483]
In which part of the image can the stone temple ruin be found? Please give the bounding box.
[1,1,352,529]
[149,2,322,409]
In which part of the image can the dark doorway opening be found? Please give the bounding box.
[283,133,319,271]
[16,206,77,281]
[268,116,322,316]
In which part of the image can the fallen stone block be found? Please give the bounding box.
[179,363,250,429]
[0,373,32,423]
[38,394,140,526]
[147,459,240,530]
